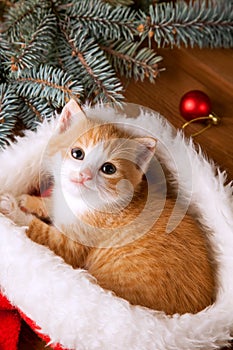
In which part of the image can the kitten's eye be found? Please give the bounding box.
[71,147,85,160]
[101,162,116,175]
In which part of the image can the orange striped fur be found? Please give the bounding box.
[20,110,215,315]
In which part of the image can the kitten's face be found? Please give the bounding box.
[58,124,147,212]
[48,100,156,217]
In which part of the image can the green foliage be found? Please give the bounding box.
[1,0,159,147]
[65,1,137,40]
[100,39,162,82]
[142,0,233,48]
[12,65,83,105]
[58,30,124,104]
[105,0,134,6]
[9,12,57,70]
[0,84,19,146]
[0,0,233,148]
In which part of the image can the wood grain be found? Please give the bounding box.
[124,47,233,180]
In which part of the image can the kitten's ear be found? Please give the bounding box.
[134,137,157,172]
[58,99,86,133]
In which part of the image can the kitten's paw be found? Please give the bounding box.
[0,194,18,216]
[0,193,32,226]
[18,194,48,218]
[18,194,31,212]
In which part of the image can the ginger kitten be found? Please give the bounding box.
[0,100,215,315]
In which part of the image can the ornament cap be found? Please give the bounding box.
[209,113,221,125]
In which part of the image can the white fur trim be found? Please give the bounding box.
[0,104,233,349]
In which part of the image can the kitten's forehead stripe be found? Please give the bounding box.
[77,124,131,149]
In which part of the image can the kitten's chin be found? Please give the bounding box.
[60,179,131,214]
[63,179,91,195]
[60,180,103,212]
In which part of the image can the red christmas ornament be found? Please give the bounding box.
[180,90,221,137]
[179,90,212,121]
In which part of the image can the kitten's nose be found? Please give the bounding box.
[79,168,92,182]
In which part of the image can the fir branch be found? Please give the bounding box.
[61,0,138,40]
[142,0,233,48]
[12,65,83,106]
[104,0,134,6]
[0,36,12,83]
[100,39,162,82]
[59,26,124,103]
[18,96,55,129]
[3,0,45,42]
[0,83,18,147]
[2,0,231,149]
[0,35,12,62]
[9,12,57,72]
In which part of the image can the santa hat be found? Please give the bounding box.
[0,104,232,349]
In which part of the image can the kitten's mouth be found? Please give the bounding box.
[70,178,90,190]
[70,178,85,186]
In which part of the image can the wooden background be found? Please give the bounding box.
[125,47,233,181]
[18,47,233,350]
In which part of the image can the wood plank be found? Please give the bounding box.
[178,48,233,96]
[124,47,233,180]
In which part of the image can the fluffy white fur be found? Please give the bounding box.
[0,104,233,349]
